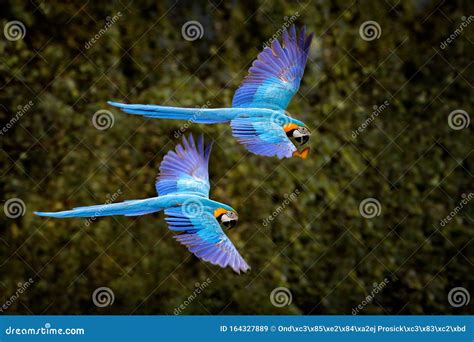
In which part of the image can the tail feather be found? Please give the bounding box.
[107,101,236,124]
[34,197,163,218]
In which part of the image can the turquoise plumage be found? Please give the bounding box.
[108,25,314,159]
[35,135,250,273]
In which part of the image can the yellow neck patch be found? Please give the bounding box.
[283,123,299,133]
[214,208,227,218]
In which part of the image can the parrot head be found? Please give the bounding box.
[284,123,311,145]
[284,123,311,159]
[214,208,238,229]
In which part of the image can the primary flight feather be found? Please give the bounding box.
[108,25,314,159]
[35,134,250,274]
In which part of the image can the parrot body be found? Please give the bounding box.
[35,195,231,218]
[108,25,314,160]
[35,135,250,273]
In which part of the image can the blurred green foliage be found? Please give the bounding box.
[0,0,472,314]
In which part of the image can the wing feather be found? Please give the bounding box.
[232,25,313,110]
[165,206,250,273]
[231,116,296,159]
[156,134,212,197]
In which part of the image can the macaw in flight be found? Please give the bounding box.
[108,25,314,159]
[35,135,250,273]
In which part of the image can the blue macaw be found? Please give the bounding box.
[108,25,314,159]
[35,135,250,273]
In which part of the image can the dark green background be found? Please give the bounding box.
[1,0,472,314]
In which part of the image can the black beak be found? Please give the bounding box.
[295,135,309,145]
[223,219,237,229]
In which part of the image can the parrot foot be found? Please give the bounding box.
[293,147,310,160]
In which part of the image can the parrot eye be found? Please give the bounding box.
[220,211,238,229]
[293,127,310,145]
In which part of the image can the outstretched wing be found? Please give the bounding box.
[232,25,313,110]
[165,206,250,274]
[156,134,212,198]
[230,116,296,159]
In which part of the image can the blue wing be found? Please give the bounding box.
[165,206,250,274]
[231,116,296,159]
[156,134,212,198]
[232,25,313,110]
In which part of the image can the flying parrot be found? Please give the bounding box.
[35,134,250,273]
[108,25,314,159]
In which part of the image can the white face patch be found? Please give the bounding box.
[293,127,310,144]
[221,211,238,228]
[293,130,305,138]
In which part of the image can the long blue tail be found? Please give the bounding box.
[108,101,238,124]
[34,197,164,218]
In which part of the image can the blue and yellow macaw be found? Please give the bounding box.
[108,25,314,159]
[35,135,250,273]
